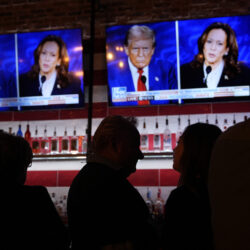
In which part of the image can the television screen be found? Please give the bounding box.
[0,28,84,111]
[0,34,17,111]
[106,15,250,106]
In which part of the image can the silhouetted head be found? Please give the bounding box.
[91,115,144,177]
[173,123,222,187]
[0,131,33,185]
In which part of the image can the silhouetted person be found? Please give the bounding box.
[67,115,158,250]
[162,123,222,250]
[208,118,250,250]
[0,131,69,250]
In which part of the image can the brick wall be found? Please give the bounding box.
[0,0,249,37]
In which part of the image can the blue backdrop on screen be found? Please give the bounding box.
[106,15,250,106]
[178,15,250,66]
[0,34,17,111]
[106,21,178,106]
[17,29,84,93]
[106,21,177,70]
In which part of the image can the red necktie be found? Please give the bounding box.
[137,69,149,105]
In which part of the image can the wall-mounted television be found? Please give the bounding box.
[0,28,84,111]
[106,15,250,106]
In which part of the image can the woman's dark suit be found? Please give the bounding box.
[180,62,250,103]
[19,72,84,109]
[181,62,250,89]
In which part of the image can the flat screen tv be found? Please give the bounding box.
[106,15,250,106]
[0,28,84,111]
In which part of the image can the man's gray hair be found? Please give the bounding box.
[124,25,156,47]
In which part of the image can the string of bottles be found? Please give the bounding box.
[140,114,248,152]
[49,187,166,226]
[9,123,88,155]
[4,114,248,155]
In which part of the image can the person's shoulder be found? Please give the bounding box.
[180,61,200,72]
[217,118,250,142]
[22,185,49,194]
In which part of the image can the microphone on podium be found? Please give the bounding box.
[41,75,46,83]
[39,75,46,94]
[204,66,212,85]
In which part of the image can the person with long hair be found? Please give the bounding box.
[181,22,250,89]
[19,35,84,108]
[162,123,222,250]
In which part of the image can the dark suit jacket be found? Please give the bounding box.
[67,162,158,250]
[162,183,213,250]
[181,62,250,89]
[180,62,250,103]
[19,72,84,109]
[107,58,178,106]
[1,183,69,250]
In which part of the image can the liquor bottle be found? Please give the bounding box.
[153,118,161,151]
[50,192,57,206]
[40,126,49,154]
[16,124,23,137]
[163,117,172,152]
[32,126,40,155]
[61,128,69,153]
[206,114,209,124]
[8,127,13,135]
[140,119,149,152]
[187,116,191,126]
[233,114,236,125]
[215,115,219,126]
[154,188,164,220]
[223,119,228,131]
[176,116,182,143]
[145,188,154,218]
[70,127,79,154]
[24,123,31,144]
[51,127,59,154]
[82,129,88,154]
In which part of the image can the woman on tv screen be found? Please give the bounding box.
[180,22,250,89]
[19,35,84,108]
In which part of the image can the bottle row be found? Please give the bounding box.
[2,113,249,154]
[48,186,166,226]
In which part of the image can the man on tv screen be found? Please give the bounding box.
[108,25,177,106]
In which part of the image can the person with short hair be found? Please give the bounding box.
[108,25,177,106]
[67,115,158,250]
[0,131,69,250]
